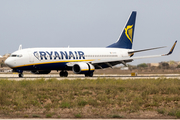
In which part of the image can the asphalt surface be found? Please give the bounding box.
[0,119,177,120]
[0,73,180,80]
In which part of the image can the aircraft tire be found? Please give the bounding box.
[64,71,68,77]
[19,73,23,78]
[60,71,68,77]
[85,72,93,77]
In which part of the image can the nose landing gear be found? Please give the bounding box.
[13,69,24,78]
[18,73,24,78]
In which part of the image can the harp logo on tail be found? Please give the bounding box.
[125,25,133,43]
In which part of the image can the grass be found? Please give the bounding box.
[157,109,165,115]
[77,100,88,107]
[0,78,180,118]
[60,101,71,108]
[24,115,29,118]
[111,114,123,118]
[168,109,180,118]
[46,113,52,118]
[74,113,82,118]
[32,114,40,118]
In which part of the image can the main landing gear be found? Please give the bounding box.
[85,72,93,77]
[59,70,94,77]
[59,70,68,77]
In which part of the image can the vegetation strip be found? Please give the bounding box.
[0,78,180,118]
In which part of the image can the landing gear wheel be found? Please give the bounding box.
[19,73,23,78]
[63,71,68,77]
[60,71,68,77]
[85,72,93,77]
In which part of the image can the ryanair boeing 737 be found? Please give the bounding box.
[5,11,177,77]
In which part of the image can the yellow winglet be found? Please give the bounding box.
[163,41,177,56]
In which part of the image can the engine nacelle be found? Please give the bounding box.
[72,62,95,74]
[31,70,51,74]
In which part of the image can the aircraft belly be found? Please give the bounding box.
[15,62,68,70]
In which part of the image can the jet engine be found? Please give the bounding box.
[31,70,51,74]
[72,62,95,74]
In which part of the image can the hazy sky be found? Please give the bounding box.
[0,0,180,65]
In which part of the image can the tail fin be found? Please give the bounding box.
[107,11,137,49]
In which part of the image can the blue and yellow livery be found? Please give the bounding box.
[107,11,136,49]
[4,11,177,78]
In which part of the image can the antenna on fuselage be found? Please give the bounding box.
[18,44,22,50]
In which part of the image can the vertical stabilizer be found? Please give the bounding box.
[107,11,137,49]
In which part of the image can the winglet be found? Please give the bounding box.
[162,41,177,56]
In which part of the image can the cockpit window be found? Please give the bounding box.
[17,55,22,57]
[11,55,17,57]
[10,54,22,57]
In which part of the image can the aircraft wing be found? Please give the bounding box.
[128,46,166,55]
[92,41,177,68]
[127,41,177,60]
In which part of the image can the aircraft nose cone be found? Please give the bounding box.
[5,58,14,68]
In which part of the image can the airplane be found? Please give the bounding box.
[5,11,177,77]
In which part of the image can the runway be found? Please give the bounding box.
[0,73,180,80]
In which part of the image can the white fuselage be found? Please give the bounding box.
[4,11,176,77]
[5,47,132,71]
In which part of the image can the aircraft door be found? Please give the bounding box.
[28,51,34,63]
